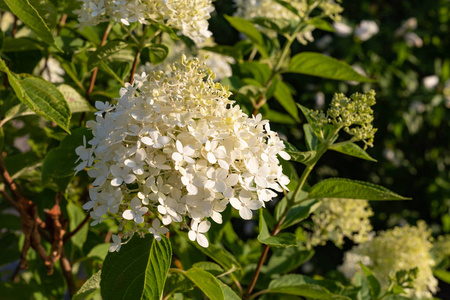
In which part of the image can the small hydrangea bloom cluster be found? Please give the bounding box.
[74,0,214,43]
[307,90,377,148]
[233,0,342,44]
[431,235,450,265]
[327,90,377,148]
[76,55,290,249]
[308,198,373,248]
[139,39,234,81]
[339,222,438,299]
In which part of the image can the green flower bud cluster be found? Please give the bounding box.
[327,90,377,148]
[431,234,450,264]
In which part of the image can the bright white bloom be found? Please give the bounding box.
[354,20,379,41]
[339,222,438,299]
[109,234,122,252]
[188,220,211,248]
[333,21,353,37]
[308,198,373,247]
[74,0,214,44]
[404,32,423,48]
[148,219,169,241]
[233,0,342,43]
[76,55,289,248]
[423,75,439,90]
[122,197,148,223]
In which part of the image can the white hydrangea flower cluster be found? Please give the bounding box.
[74,0,214,44]
[233,0,342,44]
[308,198,373,248]
[339,221,438,299]
[76,55,290,249]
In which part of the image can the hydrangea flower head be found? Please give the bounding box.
[76,55,290,248]
[308,198,373,248]
[339,221,438,299]
[74,0,214,44]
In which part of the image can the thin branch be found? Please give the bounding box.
[86,23,112,100]
[0,155,22,200]
[129,49,141,85]
[60,250,77,296]
[0,188,19,210]
[64,213,91,243]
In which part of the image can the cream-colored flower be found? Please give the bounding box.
[339,221,438,299]
[308,198,373,247]
[76,55,289,247]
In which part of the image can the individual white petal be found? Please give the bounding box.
[196,233,209,248]
[172,152,183,162]
[279,151,291,160]
[134,215,145,224]
[159,136,171,145]
[138,207,149,215]
[198,221,211,233]
[122,210,134,220]
[152,218,161,228]
[188,230,197,242]
[110,177,123,187]
[141,137,153,145]
[158,227,169,235]
[130,197,142,210]
[239,207,253,220]
[247,200,263,210]
[211,211,223,224]
[124,174,136,184]
[162,214,172,225]
[207,152,217,164]
[176,140,184,153]
[230,198,242,210]
[184,145,195,156]
[124,159,136,168]
[157,205,167,215]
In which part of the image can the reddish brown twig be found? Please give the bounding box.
[64,213,91,243]
[129,49,141,85]
[60,250,77,296]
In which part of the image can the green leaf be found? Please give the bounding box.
[274,80,299,121]
[88,40,128,70]
[41,127,92,181]
[283,140,316,165]
[276,198,318,230]
[29,0,57,29]
[0,59,71,132]
[309,178,410,200]
[288,52,374,82]
[434,269,450,284]
[298,104,323,140]
[308,18,335,32]
[2,37,44,52]
[73,270,101,300]
[219,281,241,300]
[148,44,169,65]
[67,202,88,250]
[304,124,318,151]
[3,0,58,49]
[237,61,271,85]
[359,264,381,299]
[101,235,172,300]
[329,142,377,162]
[266,245,314,275]
[87,243,110,261]
[224,15,269,58]
[57,84,94,114]
[192,261,224,276]
[183,267,224,300]
[194,243,242,276]
[258,209,297,247]
[252,17,292,35]
[268,275,351,300]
